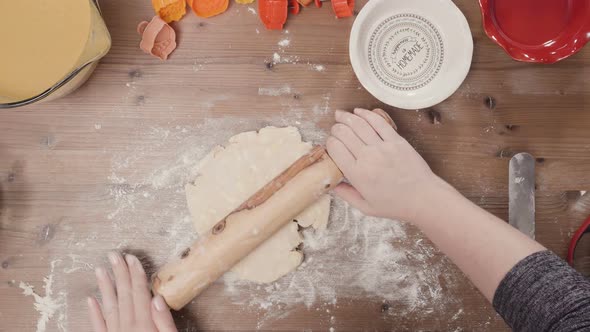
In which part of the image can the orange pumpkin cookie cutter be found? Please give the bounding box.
[188,0,230,18]
[314,0,354,18]
[330,0,354,18]
[259,0,353,30]
[259,0,300,30]
[152,0,187,23]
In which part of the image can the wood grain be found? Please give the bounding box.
[1,0,589,331]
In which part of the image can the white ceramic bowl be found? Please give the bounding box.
[350,0,473,110]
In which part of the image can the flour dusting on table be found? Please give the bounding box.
[310,64,326,72]
[19,260,67,332]
[222,199,458,327]
[278,38,291,47]
[104,116,457,326]
[258,86,293,96]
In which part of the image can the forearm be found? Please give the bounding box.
[494,251,590,331]
[411,177,546,302]
[326,108,590,330]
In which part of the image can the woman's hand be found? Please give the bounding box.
[327,108,447,222]
[87,252,178,332]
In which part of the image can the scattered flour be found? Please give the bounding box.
[258,86,293,96]
[94,124,102,130]
[222,198,457,323]
[102,117,460,328]
[451,308,465,321]
[514,177,525,184]
[312,92,332,116]
[19,260,67,332]
[192,61,204,72]
[273,52,282,63]
[272,54,300,64]
[310,64,326,72]
[271,33,300,65]
[247,7,257,14]
[278,38,291,47]
[62,254,95,274]
[191,58,215,73]
[197,94,230,111]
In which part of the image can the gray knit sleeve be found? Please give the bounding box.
[493,250,590,332]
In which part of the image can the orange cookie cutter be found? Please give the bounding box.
[314,0,354,18]
[259,0,300,30]
[330,0,354,18]
[259,0,353,30]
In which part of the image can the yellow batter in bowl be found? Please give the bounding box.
[0,0,111,107]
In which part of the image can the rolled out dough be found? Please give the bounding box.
[186,126,331,283]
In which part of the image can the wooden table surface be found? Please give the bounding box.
[1,0,590,331]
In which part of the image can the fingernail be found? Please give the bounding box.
[353,108,366,114]
[108,252,119,265]
[125,254,135,266]
[153,295,167,312]
[334,110,343,117]
[87,297,94,307]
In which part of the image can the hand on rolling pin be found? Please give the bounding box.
[87,252,178,332]
[327,108,448,222]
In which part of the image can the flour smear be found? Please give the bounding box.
[223,199,458,328]
[19,260,67,332]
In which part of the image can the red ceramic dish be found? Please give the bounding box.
[479,0,590,63]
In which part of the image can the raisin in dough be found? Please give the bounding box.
[186,126,331,283]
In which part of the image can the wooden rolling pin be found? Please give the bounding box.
[152,109,395,310]
[152,147,344,310]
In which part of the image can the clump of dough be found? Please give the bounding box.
[186,126,332,283]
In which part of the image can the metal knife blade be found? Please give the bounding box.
[509,153,536,239]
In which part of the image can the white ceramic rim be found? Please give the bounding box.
[349,0,474,110]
